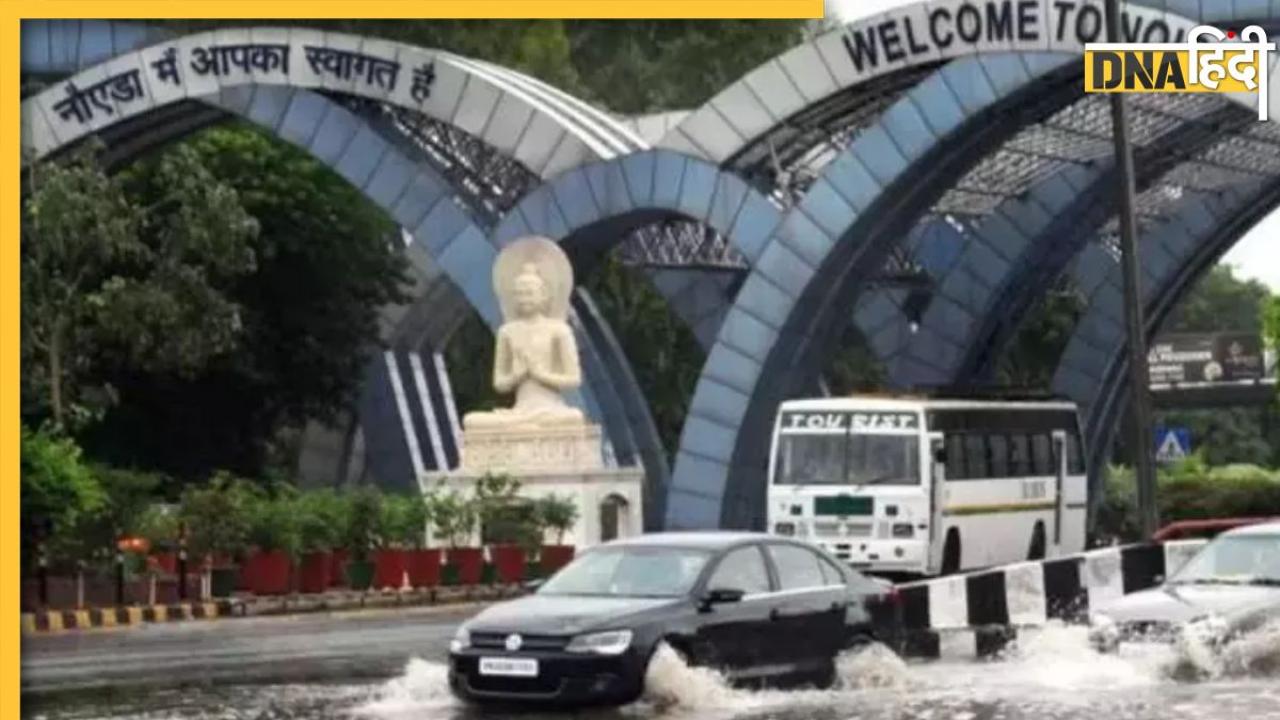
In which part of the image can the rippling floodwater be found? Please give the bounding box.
[25,623,1280,720]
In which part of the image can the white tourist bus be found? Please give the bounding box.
[766,395,1088,577]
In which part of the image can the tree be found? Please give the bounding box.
[20,425,106,572]
[78,125,409,481]
[1265,295,1280,382]
[22,143,258,431]
[998,288,1087,388]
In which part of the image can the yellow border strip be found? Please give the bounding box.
[13,1,824,19]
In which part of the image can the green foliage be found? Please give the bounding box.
[245,488,302,556]
[20,425,107,572]
[133,504,180,552]
[380,494,430,549]
[1165,266,1271,335]
[343,486,384,561]
[536,494,579,544]
[998,288,1086,388]
[584,254,703,458]
[22,141,258,433]
[425,482,478,549]
[1097,458,1280,542]
[179,472,254,562]
[295,489,346,553]
[75,124,407,482]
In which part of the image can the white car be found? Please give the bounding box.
[1089,521,1280,652]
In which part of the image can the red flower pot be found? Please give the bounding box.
[246,550,292,596]
[448,547,484,586]
[329,549,349,587]
[150,552,177,575]
[299,551,332,594]
[406,548,442,588]
[490,544,527,584]
[374,549,408,590]
[539,545,575,575]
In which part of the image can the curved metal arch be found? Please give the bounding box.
[494,148,786,524]
[669,52,1092,529]
[877,97,1255,388]
[22,26,647,182]
[656,1,1205,169]
[1051,177,1280,510]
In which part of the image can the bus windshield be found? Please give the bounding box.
[775,433,920,486]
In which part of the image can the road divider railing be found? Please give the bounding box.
[873,540,1207,660]
[19,582,527,634]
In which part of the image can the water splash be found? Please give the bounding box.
[835,642,911,690]
[353,657,457,718]
[641,642,742,711]
[1172,619,1280,681]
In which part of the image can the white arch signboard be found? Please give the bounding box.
[659,0,1273,163]
[22,27,645,176]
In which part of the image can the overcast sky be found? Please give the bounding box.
[823,0,1278,292]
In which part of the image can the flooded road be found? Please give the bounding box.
[22,617,1280,720]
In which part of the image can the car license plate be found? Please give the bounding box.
[479,657,539,677]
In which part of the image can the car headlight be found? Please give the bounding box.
[449,627,470,653]
[564,629,633,655]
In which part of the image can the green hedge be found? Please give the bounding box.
[1099,455,1280,541]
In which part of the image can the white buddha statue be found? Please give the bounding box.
[463,238,585,431]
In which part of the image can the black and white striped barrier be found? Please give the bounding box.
[881,540,1207,660]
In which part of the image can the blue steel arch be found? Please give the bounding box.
[494,148,785,525]
[20,21,666,486]
[1052,178,1280,509]
[874,100,1251,389]
[669,52,1085,529]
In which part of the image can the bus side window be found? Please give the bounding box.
[965,434,988,479]
[1010,435,1031,477]
[946,434,966,480]
[988,434,1010,478]
[1031,434,1053,476]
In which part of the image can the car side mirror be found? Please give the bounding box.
[932,447,947,464]
[699,587,745,611]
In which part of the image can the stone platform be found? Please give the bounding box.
[460,423,604,473]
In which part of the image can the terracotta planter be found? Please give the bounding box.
[539,545,575,575]
[406,548,442,588]
[246,550,292,596]
[374,549,408,590]
[151,552,177,575]
[490,544,527,583]
[329,549,349,587]
[299,551,332,594]
[447,547,484,586]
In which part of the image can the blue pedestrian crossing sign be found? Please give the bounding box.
[1154,427,1191,464]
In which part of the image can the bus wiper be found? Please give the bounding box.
[849,475,895,493]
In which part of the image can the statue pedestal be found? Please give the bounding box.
[425,423,644,548]
[460,423,604,473]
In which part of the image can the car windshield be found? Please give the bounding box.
[775,433,920,486]
[1170,534,1280,585]
[537,546,712,598]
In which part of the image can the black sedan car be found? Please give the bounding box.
[448,531,892,706]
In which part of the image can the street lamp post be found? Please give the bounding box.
[1105,0,1159,538]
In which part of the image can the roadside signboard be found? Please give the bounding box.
[1148,332,1266,385]
[1154,426,1191,464]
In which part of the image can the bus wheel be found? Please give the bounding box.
[941,530,961,575]
[1028,522,1047,561]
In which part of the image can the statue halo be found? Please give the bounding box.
[493,235,573,322]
